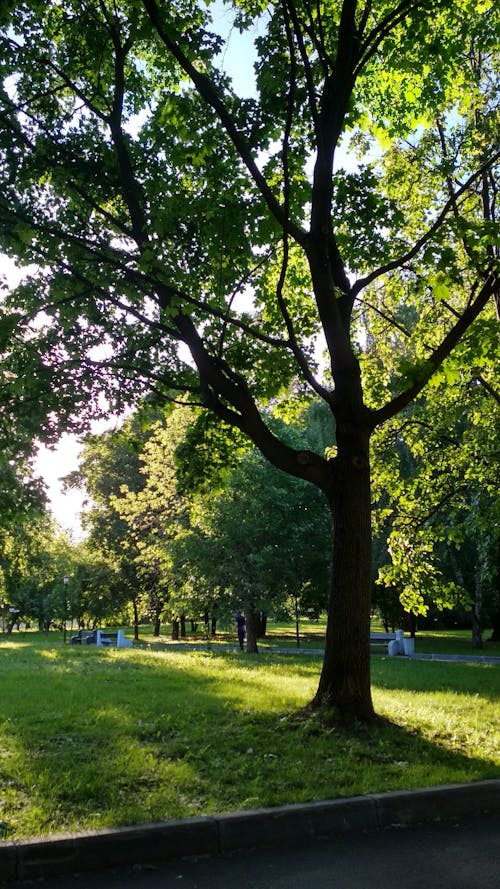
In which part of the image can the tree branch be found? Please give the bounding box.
[352,149,500,297]
[107,33,147,247]
[355,0,426,76]
[284,0,321,132]
[141,0,307,248]
[309,0,360,294]
[370,271,498,428]
[272,3,333,401]
[1,197,302,354]
[475,374,500,405]
[360,293,412,338]
[175,314,330,491]
[436,118,478,267]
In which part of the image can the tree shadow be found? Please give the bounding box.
[0,642,498,839]
[371,656,500,701]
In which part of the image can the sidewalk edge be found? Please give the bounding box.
[1,779,499,883]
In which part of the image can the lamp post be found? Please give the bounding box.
[63,576,69,644]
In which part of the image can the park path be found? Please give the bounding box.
[9,815,500,889]
[154,641,500,664]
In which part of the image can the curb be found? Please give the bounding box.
[1,780,499,884]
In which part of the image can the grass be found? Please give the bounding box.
[402,629,500,656]
[0,630,498,840]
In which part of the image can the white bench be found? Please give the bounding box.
[95,630,133,648]
[370,630,413,656]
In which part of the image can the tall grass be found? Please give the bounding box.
[0,633,498,839]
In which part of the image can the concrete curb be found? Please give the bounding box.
[1,780,499,884]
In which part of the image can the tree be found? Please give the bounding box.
[65,410,158,636]
[69,541,125,628]
[0,516,74,630]
[1,0,498,718]
[0,305,54,523]
[365,269,500,640]
[187,413,332,650]
[110,405,195,636]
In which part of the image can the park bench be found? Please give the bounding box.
[370,630,414,656]
[69,629,133,648]
[370,631,397,646]
[95,629,133,648]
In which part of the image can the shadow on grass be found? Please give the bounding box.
[0,641,498,839]
[370,656,500,701]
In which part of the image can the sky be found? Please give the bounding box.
[34,436,86,539]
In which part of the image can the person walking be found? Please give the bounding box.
[235,612,246,650]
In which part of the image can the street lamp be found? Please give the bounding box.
[63,576,69,644]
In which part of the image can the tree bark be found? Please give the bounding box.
[245,608,259,653]
[313,418,375,720]
[133,599,139,642]
[257,611,267,637]
[405,612,417,640]
[489,607,500,642]
[472,567,483,649]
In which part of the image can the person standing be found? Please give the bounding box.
[235,612,246,650]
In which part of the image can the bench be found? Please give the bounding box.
[95,630,133,648]
[370,630,413,656]
[370,631,397,644]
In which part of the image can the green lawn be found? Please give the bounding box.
[402,629,500,656]
[0,631,498,840]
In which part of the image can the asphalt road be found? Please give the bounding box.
[12,815,500,889]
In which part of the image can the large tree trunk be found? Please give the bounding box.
[256,611,267,637]
[472,567,483,650]
[313,420,375,720]
[133,598,140,642]
[489,607,500,642]
[245,608,259,653]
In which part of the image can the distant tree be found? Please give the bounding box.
[190,420,332,651]
[0,517,73,630]
[65,409,161,635]
[370,362,499,643]
[111,405,194,637]
[68,541,125,628]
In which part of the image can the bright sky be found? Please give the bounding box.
[34,437,86,539]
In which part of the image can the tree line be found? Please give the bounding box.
[1,389,498,648]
